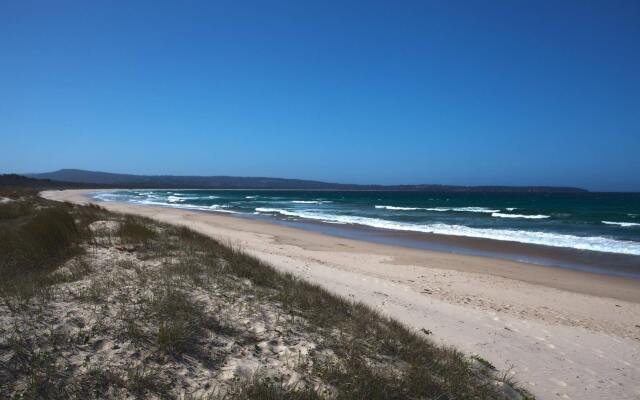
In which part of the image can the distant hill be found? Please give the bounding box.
[0,174,93,189]
[25,169,589,193]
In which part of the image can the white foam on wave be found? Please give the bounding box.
[166,195,216,202]
[491,212,550,219]
[376,205,501,213]
[375,205,424,211]
[255,207,302,217]
[92,192,128,202]
[292,200,332,204]
[426,207,500,213]
[245,196,258,199]
[172,194,218,200]
[253,207,640,255]
[133,191,218,201]
[506,207,518,211]
[602,221,640,227]
[95,191,234,213]
[209,204,235,211]
[127,198,239,214]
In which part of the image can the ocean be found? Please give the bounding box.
[92,190,640,277]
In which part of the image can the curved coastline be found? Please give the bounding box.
[41,189,640,400]
[43,188,640,302]
[95,188,640,279]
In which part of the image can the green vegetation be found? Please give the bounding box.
[0,202,33,220]
[117,216,156,246]
[0,201,80,305]
[0,189,532,399]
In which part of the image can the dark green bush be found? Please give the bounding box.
[0,202,33,220]
[118,217,156,245]
[0,207,79,280]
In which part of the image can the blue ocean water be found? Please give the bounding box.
[93,190,640,257]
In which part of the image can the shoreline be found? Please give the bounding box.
[42,189,640,399]
[255,215,640,280]
[89,188,640,280]
[43,189,640,302]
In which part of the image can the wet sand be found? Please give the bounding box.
[266,216,640,280]
[42,189,640,400]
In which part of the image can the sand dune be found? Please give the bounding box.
[42,189,640,400]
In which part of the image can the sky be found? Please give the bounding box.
[1,1,639,191]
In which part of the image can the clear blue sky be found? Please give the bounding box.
[1,1,639,191]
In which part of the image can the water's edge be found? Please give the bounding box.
[92,190,640,279]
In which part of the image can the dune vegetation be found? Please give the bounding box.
[0,189,531,399]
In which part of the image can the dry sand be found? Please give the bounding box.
[43,189,640,400]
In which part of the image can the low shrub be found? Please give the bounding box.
[118,217,156,245]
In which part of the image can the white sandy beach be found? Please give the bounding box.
[42,189,640,400]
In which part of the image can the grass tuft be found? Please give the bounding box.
[0,201,32,220]
[0,206,80,304]
[118,217,156,245]
[224,379,323,399]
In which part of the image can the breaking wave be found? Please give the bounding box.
[491,213,550,219]
[254,208,640,255]
[375,205,424,211]
[602,221,640,227]
[425,207,500,213]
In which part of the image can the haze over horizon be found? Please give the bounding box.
[2,1,639,191]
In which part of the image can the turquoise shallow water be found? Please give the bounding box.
[94,190,640,257]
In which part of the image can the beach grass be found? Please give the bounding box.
[0,189,532,399]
